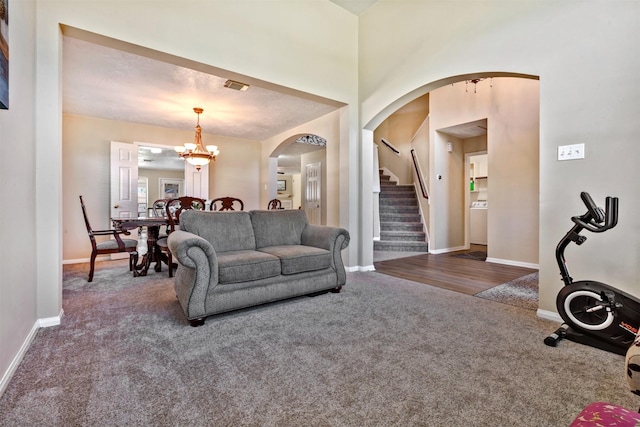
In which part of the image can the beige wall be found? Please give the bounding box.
[374,95,429,184]
[62,114,261,262]
[360,1,639,314]
[0,0,37,395]
[263,110,343,227]
[429,78,539,265]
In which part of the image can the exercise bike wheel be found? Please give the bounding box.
[559,288,614,331]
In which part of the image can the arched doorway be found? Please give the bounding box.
[365,72,540,267]
[269,134,327,224]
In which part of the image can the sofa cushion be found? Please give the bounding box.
[180,210,256,252]
[217,250,281,284]
[258,245,332,275]
[250,210,308,248]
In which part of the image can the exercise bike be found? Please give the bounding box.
[544,191,640,355]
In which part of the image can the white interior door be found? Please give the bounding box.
[305,162,321,225]
[184,162,209,199]
[110,141,139,259]
[110,141,138,219]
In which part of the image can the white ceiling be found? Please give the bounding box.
[62,33,342,173]
[437,119,488,139]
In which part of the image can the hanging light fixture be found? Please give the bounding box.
[174,107,219,171]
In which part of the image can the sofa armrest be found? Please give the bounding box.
[626,333,640,396]
[301,224,350,251]
[301,225,350,285]
[167,230,218,320]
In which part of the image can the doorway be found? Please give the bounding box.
[466,151,488,253]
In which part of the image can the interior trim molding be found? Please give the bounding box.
[537,309,562,323]
[346,265,375,272]
[0,320,40,397]
[39,310,63,328]
[485,257,538,270]
[429,246,466,255]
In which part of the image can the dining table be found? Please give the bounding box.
[111,216,171,277]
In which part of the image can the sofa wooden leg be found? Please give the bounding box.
[330,286,342,293]
[189,317,206,327]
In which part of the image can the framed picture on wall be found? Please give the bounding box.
[159,178,184,199]
[0,0,9,109]
[277,180,286,191]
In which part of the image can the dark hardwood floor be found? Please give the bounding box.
[374,245,537,295]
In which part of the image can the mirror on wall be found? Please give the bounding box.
[137,144,185,216]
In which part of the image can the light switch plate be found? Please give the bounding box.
[558,143,585,161]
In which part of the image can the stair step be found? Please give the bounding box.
[380,231,426,242]
[380,213,421,222]
[380,206,419,215]
[374,240,429,252]
[379,197,418,206]
[380,222,424,232]
[376,169,428,254]
[380,185,414,192]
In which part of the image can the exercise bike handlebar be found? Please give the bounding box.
[571,192,619,233]
[556,192,618,286]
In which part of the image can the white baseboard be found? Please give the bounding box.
[63,257,91,264]
[39,310,63,328]
[0,321,39,396]
[537,309,562,323]
[485,257,539,270]
[64,253,130,264]
[346,265,376,272]
[0,310,63,397]
[429,246,466,255]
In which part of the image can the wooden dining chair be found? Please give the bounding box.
[267,198,283,210]
[210,197,244,211]
[156,196,206,277]
[150,198,171,238]
[151,199,168,218]
[79,195,138,282]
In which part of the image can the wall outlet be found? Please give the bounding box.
[558,143,585,161]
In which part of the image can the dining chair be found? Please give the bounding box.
[156,196,206,277]
[210,196,244,211]
[267,198,283,210]
[150,198,171,239]
[79,195,138,282]
[151,199,168,218]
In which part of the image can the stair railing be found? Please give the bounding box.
[411,149,429,200]
[380,138,401,155]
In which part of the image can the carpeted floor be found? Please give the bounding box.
[475,272,539,311]
[0,260,637,426]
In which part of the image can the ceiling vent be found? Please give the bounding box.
[224,79,250,91]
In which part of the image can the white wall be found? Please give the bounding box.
[360,1,640,313]
[63,114,261,262]
[0,0,38,394]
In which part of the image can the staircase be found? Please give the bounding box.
[375,171,429,252]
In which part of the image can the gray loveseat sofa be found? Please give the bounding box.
[167,209,350,326]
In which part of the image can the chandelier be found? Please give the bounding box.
[174,107,219,171]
